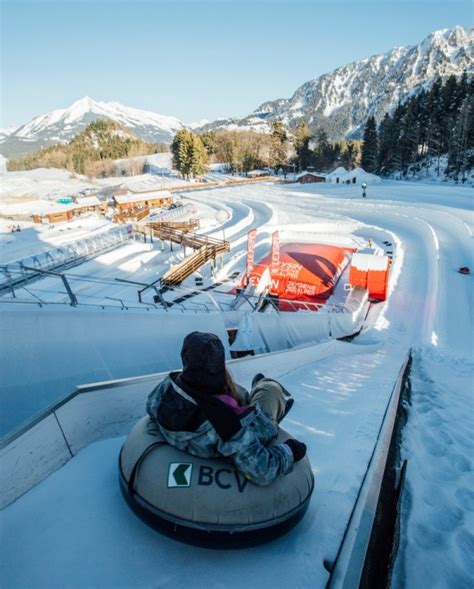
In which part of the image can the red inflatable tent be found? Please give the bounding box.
[247,242,353,307]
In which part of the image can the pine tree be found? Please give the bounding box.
[270,119,287,143]
[448,94,473,182]
[377,114,396,175]
[171,129,208,179]
[190,133,209,177]
[361,116,378,173]
[200,131,216,156]
[341,141,358,170]
[294,121,312,171]
[270,119,288,172]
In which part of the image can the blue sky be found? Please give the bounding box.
[1,1,472,128]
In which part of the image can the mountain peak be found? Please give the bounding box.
[201,25,472,138]
[1,98,184,157]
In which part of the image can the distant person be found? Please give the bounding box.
[362,183,367,198]
[146,331,306,485]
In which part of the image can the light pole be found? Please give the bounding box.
[215,209,230,272]
[215,209,230,242]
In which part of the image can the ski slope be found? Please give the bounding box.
[1,180,473,588]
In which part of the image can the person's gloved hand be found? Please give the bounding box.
[284,438,307,462]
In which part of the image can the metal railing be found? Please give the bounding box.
[0,225,133,295]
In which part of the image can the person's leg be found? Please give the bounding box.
[250,378,293,423]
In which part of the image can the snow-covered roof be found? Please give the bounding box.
[74,196,102,207]
[114,191,172,205]
[326,167,381,184]
[327,166,348,176]
[44,204,77,214]
[296,171,326,179]
[351,252,389,271]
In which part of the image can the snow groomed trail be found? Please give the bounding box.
[182,181,474,587]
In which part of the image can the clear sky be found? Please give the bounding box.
[0,0,472,128]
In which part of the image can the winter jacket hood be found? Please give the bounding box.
[179,331,226,395]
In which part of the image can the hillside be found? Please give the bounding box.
[0,97,183,158]
[7,120,161,177]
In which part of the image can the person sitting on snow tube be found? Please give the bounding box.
[146,331,306,486]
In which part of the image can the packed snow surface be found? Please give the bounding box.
[1,342,406,589]
[1,178,473,588]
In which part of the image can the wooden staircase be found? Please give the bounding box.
[144,222,230,287]
[161,241,229,287]
[149,219,200,233]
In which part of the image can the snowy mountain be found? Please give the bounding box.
[198,26,473,138]
[0,97,184,158]
[0,127,15,141]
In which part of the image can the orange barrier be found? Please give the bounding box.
[349,252,390,301]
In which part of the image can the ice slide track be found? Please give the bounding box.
[0,344,411,589]
[275,196,445,344]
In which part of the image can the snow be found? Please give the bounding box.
[75,195,101,207]
[326,167,382,185]
[0,341,406,589]
[0,217,116,264]
[0,167,103,201]
[14,96,184,140]
[1,176,473,588]
[113,190,171,204]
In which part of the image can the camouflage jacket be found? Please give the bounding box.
[146,374,294,486]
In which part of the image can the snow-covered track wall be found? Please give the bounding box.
[232,287,369,353]
[0,304,230,437]
[327,353,410,589]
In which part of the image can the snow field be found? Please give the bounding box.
[392,349,474,589]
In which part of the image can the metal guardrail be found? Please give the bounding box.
[0,225,133,295]
[0,298,220,314]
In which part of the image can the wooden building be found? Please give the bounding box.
[74,196,108,214]
[45,209,75,224]
[297,173,326,184]
[113,190,173,213]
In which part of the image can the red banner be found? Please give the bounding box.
[246,229,257,276]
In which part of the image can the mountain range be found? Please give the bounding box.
[1,26,472,158]
[0,98,183,158]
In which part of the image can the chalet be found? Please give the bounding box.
[43,207,75,224]
[113,190,173,213]
[74,196,108,214]
[297,173,326,184]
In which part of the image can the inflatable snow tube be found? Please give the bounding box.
[119,416,314,547]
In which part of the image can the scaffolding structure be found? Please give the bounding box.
[0,225,133,296]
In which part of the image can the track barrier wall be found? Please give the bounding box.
[0,304,229,438]
[0,339,343,508]
[231,288,369,353]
